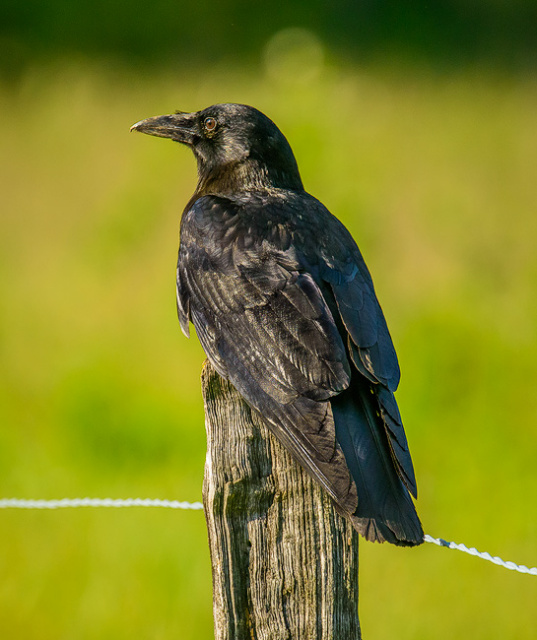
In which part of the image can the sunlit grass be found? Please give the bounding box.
[1,59,536,639]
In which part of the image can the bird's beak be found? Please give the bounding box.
[130,112,198,145]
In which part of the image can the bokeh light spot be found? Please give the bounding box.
[264,28,325,85]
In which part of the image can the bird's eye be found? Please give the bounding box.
[204,117,217,132]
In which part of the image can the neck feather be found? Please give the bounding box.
[195,157,303,196]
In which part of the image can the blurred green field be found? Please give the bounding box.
[1,59,537,639]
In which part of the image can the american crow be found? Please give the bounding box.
[131,103,423,546]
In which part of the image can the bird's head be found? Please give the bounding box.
[131,103,303,194]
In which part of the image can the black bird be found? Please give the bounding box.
[131,104,423,546]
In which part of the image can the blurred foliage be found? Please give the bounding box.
[1,0,537,80]
[1,44,537,640]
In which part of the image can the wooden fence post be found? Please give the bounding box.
[201,360,361,640]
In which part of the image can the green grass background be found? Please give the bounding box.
[1,58,537,638]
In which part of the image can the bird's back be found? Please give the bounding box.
[177,188,423,545]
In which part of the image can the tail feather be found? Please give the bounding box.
[350,515,420,547]
[331,376,423,546]
[376,385,418,498]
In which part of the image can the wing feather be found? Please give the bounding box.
[177,193,420,542]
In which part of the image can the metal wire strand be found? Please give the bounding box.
[0,497,204,510]
[423,534,537,576]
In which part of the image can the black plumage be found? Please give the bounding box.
[131,103,423,546]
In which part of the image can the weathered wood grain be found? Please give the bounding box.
[202,360,361,640]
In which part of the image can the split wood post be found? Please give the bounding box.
[201,360,361,640]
